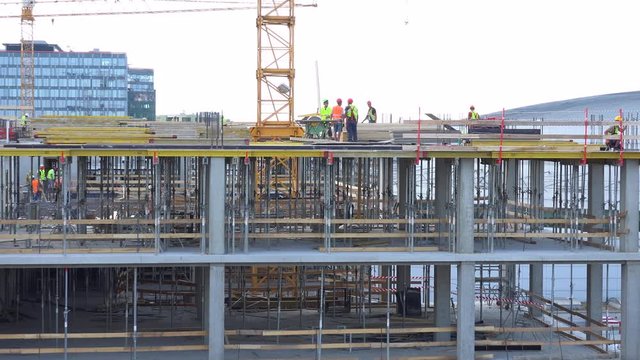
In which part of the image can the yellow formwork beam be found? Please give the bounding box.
[0,146,633,160]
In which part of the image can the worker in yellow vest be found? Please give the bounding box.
[605,115,624,151]
[319,99,332,138]
[363,101,377,123]
[468,105,480,120]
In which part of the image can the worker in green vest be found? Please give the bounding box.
[38,165,47,201]
[38,165,46,182]
[46,166,56,201]
[468,105,480,120]
[20,114,28,136]
[319,99,332,138]
[363,100,377,123]
[605,115,624,150]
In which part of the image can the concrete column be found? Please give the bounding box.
[207,157,226,360]
[455,159,475,358]
[77,157,87,234]
[621,262,640,359]
[503,160,517,300]
[434,265,451,341]
[620,160,639,253]
[208,265,225,360]
[588,163,605,243]
[456,158,474,253]
[528,160,545,230]
[505,159,517,207]
[208,158,225,254]
[398,159,410,225]
[586,263,602,338]
[528,264,543,319]
[195,267,203,321]
[457,262,475,359]
[588,163,605,229]
[620,160,639,359]
[435,159,452,249]
[396,265,411,295]
[396,159,411,297]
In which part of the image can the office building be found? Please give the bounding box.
[0,41,154,119]
[128,68,155,120]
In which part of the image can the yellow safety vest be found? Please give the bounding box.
[319,106,332,121]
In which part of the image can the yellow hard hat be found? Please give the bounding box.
[615,115,622,121]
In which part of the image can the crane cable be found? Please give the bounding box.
[0,1,316,18]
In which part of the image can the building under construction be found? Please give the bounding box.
[0,114,637,360]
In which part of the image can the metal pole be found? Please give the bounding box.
[317,267,324,360]
[154,160,161,253]
[386,275,390,360]
[244,159,250,253]
[63,267,68,360]
[62,160,70,254]
[133,267,138,360]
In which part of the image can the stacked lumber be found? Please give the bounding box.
[29,116,208,145]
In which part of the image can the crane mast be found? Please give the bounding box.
[250,0,303,140]
[20,0,35,117]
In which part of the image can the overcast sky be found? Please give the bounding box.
[0,0,639,121]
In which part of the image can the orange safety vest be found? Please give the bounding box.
[331,105,343,120]
[31,178,39,194]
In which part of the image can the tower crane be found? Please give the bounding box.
[2,0,312,136]
[20,0,35,118]
[250,0,304,140]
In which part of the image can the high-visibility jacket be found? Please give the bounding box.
[469,111,480,120]
[346,104,358,122]
[39,169,46,181]
[606,125,621,135]
[47,168,55,181]
[20,115,28,126]
[366,107,377,123]
[331,105,343,120]
[31,178,39,194]
[319,106,332,121]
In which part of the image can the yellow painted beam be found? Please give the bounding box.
[0,147,634,160]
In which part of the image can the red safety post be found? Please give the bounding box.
[618,108,624,166]
[581,108,588,165]
[416,107,422,165]
[497,108,505,165]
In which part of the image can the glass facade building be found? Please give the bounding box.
[0,41,154,119]
[128,68,155,120]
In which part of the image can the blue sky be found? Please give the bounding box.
[0,0,639,121]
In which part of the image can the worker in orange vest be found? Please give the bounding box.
[31,176,40,202]
[331,98,344,141]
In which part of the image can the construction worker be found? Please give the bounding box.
[319,99,332,138]
[605,115,624,151]
[38,165,46,182]
[345,98,359,142]
[54,174,62,203]
[468,105,480,120]
[363,100,377,123]
[46,166,56,201]
[31,176,40,202]
[20,114,28,135]
[331,98,344,141]
[38,165,46,201]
